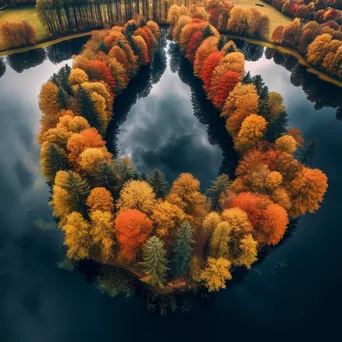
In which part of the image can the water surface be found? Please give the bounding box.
[0,36,342,341]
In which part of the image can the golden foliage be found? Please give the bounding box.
[61,212,92,260]
[210,221,231,258]
[90,210,115,262]
[200,257,232,292]
[275,135,297,154]
[86,187,114,212]
[151,200,185,239]
[117,180,156,214]
[68,68,89,85]
[79,147,112,173]
[202,212,221,232]
[234,114,268,153]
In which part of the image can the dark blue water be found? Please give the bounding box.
[1,35,342,341]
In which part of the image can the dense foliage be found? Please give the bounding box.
[0,21,36,48]
[38,13,328,297]
[272,16,342,78]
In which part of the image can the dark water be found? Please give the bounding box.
[1,34,342,341]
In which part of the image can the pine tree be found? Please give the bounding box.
[78,86,104,135]
[171,221,194,277]
[58,64,73,95]
[265,111,288,142]
[92,160,120,194]
[147,169,169,198]
[140,236,168,288]
[60,171,90,218]
[116,157,138,185]
[217,36,226,50]
[41,143,69,182]
[206,174,231,211]
[98,41,109,54]
[202,25,213,39]
[57,87,69,109]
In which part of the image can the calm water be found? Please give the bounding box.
[1,34,342,341]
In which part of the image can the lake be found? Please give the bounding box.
[1,33,342,341]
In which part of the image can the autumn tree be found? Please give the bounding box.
[90,210,115,262]
[171,221,194,277]
[202,212,221,233]
[151,200,186,240]
[200,257,232,292]
[117,180,156,214]
[289,167,328,217]
[234,114,268,153]
[193,36,219,76]
[86,187,114,212]
[0,21,36,48]
[200,51,223,92]
[210,221,231,258]
[231,192,289,245]
[275,135,298,154]
[140,236,168,288]
[115,209,153,261]
[61,212,92,260]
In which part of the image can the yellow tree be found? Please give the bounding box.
[236,234,258,269]
[151,200,185,239]
[68,68,89,85]
[234,114,268,153]
[90,210,115,262]
[268,92,285,119]
[202,212,221,233]
[79,147,112,174]
[275,135,297,154]
[193,36,219,76]
[210,221,231,258]
[117,180,156,214]
[61,212,92,260]
[200,257,232,292]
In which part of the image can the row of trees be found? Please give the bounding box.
[38,14,327,294]
[272,17,342,78]
[36,0,206,36]
[0,21,36,48]
[166,7,328,290]
[264,0,342,19]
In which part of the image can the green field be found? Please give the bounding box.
[0,6,49,51]
[234,0,292,39]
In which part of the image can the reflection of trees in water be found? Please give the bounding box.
[265,48,342,118]
[6,49,47,73]
[168,42,239,178]
[106,29,168,157]
[46,36,89,64]
[234,40,264,62]
[0,58,5,78]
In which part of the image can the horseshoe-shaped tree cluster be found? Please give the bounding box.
[38,15,327,295]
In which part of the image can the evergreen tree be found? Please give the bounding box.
[202,25,213,39]
[242,71,253,84]
[140,236,168,288]
[206,174,231,211]
[98,41,109,54]
[78,86,104,135]
[92,160,120,194]
[147,169,169,198]
[41,143,69,182]
[217,36,226,50]
[171,221,194,277]
[57,87,69,109]
[60,171,90,218]
[265,111,288,142]
[116,157,138,185]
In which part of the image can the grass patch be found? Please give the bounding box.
[0,6,49,51]
[234,0,292,39]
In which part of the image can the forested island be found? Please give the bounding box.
[35,1,328,305]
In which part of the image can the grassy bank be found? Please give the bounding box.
[0,6,49,51]
[234,0,292,39]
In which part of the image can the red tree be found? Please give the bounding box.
[200,52,223,92]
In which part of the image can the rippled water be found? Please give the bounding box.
[1,34,342,341]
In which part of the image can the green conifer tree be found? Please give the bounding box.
[265,111,288,142]
[147,169,169,198]
[42,143,69,182]
[57,87,69,109]
[140,236,168,288]
[61,171,90,218]
[92,160,120,194]
[206,174,231,210]
[78,86,104,135]
[171,221,194,277]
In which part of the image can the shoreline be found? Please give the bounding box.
[0,31,92,57]
[0,25,341,88]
